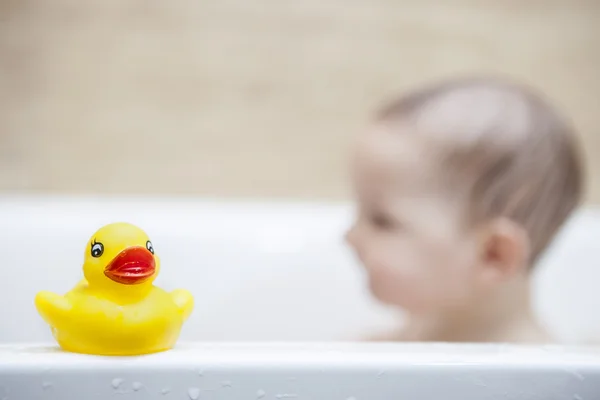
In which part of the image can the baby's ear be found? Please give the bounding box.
[478,218,530,284]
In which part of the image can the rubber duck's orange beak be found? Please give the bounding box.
[104,246,156,285]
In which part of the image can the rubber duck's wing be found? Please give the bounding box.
[35,291,72,328]
[73,279,89,292]
[170,289,194,321]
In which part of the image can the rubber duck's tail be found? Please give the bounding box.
[34,291,72,329]
[171,289,194,321]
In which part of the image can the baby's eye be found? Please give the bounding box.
[370,214,395,230]
[91,241,104,258]
[146,240,154,254]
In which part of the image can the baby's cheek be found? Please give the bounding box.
[428,243,478,298]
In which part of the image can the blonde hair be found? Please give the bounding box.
[377,76,584,262]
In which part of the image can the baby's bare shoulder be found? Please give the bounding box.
[501,323,554,344]
[363,328,411,342]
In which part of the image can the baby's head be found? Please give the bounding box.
[346,77,583,313]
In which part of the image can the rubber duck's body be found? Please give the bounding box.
[35,223,194,356]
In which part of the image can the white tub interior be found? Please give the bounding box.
[1,195,600,344]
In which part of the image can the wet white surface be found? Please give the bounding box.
[1,343,600,399]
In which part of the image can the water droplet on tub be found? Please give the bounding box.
[188,387,200,400]
[132,382,143,391]
[111,378,124,389]
[161,387,171,395]
[221,380,232,388]
[569,369,585,381]
[42,382,53,390]
[347,397,357,400]
[573,395,583,400]
[275,395,298,399]
[197,369,204,377]
[256,389,266,399]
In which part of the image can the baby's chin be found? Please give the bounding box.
[367,273,430,312]
[368,274,407,306]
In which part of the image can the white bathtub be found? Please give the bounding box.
[1,196,599,399]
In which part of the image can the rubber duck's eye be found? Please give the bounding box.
[146,240,154,254]
[91,242,104,258]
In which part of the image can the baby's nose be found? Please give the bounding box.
[345,224,358,247]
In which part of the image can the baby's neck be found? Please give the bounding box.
[403,277,549,343]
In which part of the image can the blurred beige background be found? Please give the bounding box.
[0,0,598,200]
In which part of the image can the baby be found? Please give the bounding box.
[346,76,583,343]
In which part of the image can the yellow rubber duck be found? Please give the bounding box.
[35,222,194,356]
